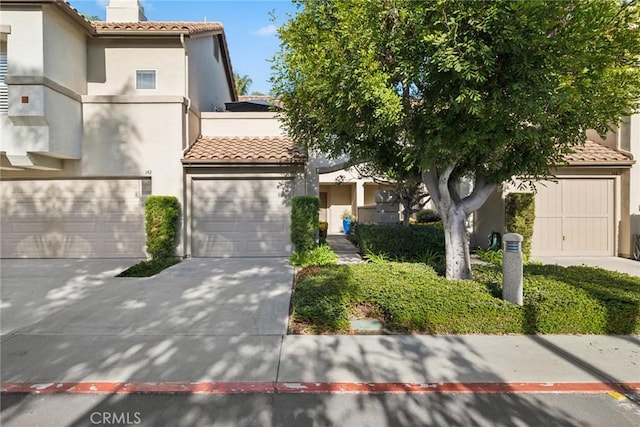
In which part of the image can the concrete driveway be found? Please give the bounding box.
[532,256,640,277]
[0,258,293,383]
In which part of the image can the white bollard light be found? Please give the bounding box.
[502,233,523,305]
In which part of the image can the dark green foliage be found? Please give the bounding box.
[290,263,640,334]
[291,266,356,332]
[505,193,535,259]
[117,257,180,277]
[476,248,504,266]
[145,196,180,259]
[354,224,444,262]
[416,209,441,224]
[319,221,328,244]
[291,196,320,252]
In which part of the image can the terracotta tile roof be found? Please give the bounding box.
[183,136,306,163]
[564,140,634,165]
[91,21,223,35]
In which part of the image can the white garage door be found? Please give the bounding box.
[532,178,614,256]
[191,178,292,257]
[1,179,146,258]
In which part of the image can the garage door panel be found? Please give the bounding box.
[532,217,562,254]
[192,179,292,257]
[564,217,611,254]
[1,180,146,258]
[199,221,240,232]
[532,178,614,256]
[247,221,287,233]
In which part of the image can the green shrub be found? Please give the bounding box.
[291,196,320,252]
[291,265,356,332]
[505,193,535,260]
[364,250,390,264]
[290,262,640,335]
[354,224,444,262]
[145,196,180,259]
[289,244,339,267]
[416,209,441,223]
[476,248,504,266]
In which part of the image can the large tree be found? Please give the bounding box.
[272,0,640,279]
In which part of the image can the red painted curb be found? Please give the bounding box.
[2,382,639,395]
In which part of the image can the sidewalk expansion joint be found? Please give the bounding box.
[2,382,639,395]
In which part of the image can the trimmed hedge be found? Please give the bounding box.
[291,195,320,252]
[353,224,444,262]
[505,193,535,259]
[145,196,180,259]
[416,209,441,224]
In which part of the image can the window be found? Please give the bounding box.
[136,70,156,90]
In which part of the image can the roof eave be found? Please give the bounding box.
[564,161,635,167]
[182,159,307,166]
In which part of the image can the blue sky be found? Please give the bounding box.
[68,1,298,94]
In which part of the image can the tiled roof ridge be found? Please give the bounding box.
[184,136,306,163]
[91,21,224,34]
[564,140,633,164]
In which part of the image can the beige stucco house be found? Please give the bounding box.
[1,0,638,261]
[0,0,308,258]
[474,122,639,259]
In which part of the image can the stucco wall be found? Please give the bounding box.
[472,187,505,249]
[187,36,231,112]
[629,114,640,238]
[87,39,185,96]
[42,4,87,94]
[0,8,44,76]
[46,88,82,158]
[200,112,284,136]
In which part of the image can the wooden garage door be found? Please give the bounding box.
[532,178,614,256]
[192,179,292,257]
[1,179,146,258]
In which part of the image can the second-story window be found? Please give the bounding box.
[136,70,156,90]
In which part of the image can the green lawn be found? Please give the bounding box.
[289,262,640,335]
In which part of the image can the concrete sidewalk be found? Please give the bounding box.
[533,256,640,277]
[325,234,363,264]
[2,334,638,390]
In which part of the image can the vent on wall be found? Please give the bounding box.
[633,234,640,261]
[0,52,7,115]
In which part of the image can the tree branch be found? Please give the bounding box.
[460,175,498,214]
[422,166,441,208]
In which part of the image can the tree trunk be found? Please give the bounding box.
[402,197,411,227]
[442,206,472,279]
[422,166,497,280]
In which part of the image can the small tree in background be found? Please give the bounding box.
[291,195,320,252]
[145,196,180,259]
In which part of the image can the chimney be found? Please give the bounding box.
[106,0,147,22]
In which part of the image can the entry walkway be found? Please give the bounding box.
[325,234,363,264]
